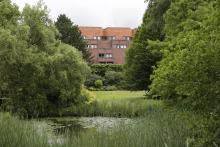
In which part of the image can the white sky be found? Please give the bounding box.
[11,0,147,28]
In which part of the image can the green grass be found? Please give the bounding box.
[0,110,209,147]
[62,91,163,117]
[0,113,49,147]
[94,91,146,101]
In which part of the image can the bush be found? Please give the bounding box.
[104,71,124,86]
[104,86,118,91]
[80,88,95,104]
[90,64,123,77]
[84,74,103,87]
[94,80,103,89]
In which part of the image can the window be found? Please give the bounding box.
[99,53,105,58]
[113,44,127,49]
[93,36,101,40]
[105,53,113,58]
[98,53,113,58]
[102,36,108,40]
[87,44,97,48]
[99,62,114,64]
[123,36,130,41]
[108,36,116,40]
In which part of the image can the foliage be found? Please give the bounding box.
[84,74,103,88]
[125,0,171,90]
[0,104,212,147]
[0,113,49,147]
[94,80,103,89]
[104,71,123,86]
[149,0,220,145]
[85,64,125,90]
[55,14,91,62]
[90,64,123,77]
[80,88,95,104]
[0,0,90,117]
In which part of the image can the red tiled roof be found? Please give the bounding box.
[79,26,136,37]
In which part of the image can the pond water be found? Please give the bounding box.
[34,117,135,144]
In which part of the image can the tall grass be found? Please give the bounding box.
[62,91,163,117]
[0,113,49,147]
[0,91,211,146]
[0,110,209,147]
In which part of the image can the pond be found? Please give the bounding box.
[34,117,135,144]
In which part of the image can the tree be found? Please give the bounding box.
[0,0,90,117]
[55,14,91,62]
[125,0,171,90]
[0,0,20,28]
[149,0,220,145]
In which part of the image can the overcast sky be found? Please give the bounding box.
[11,0,147,28]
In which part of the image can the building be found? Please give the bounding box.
[79,27,136,64]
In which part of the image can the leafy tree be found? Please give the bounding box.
[0,0,90,117]
[125,0,171,90]
[55,14,91,62]
[149,0,220,145]
[0,0,20,28]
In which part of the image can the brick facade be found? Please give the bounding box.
[79,27,136,64]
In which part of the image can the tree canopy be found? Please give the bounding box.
[125,0,171,90]
[55,14,92,62]
[0,0,90,117]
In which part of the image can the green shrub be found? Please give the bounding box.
[80,88,95,104]
[104,86,118,91]
[84,74,103,87]
[94,80,103,89]
[90,64,123,77]
[104,71,124,86]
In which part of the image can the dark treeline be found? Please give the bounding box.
[125,0,220,145]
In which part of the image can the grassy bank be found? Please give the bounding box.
[0,110,210,147]
[0,91,212,146]
[0,113,49,147]
[62,91,163,117]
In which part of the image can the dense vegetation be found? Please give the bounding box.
[0,92,212,146]
[125,0,171,90]
[85,64,126,90]
[0,0,90,117]
[125,0,220,145]
[0,0,219,146]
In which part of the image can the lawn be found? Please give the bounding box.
[94,91,146,101]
